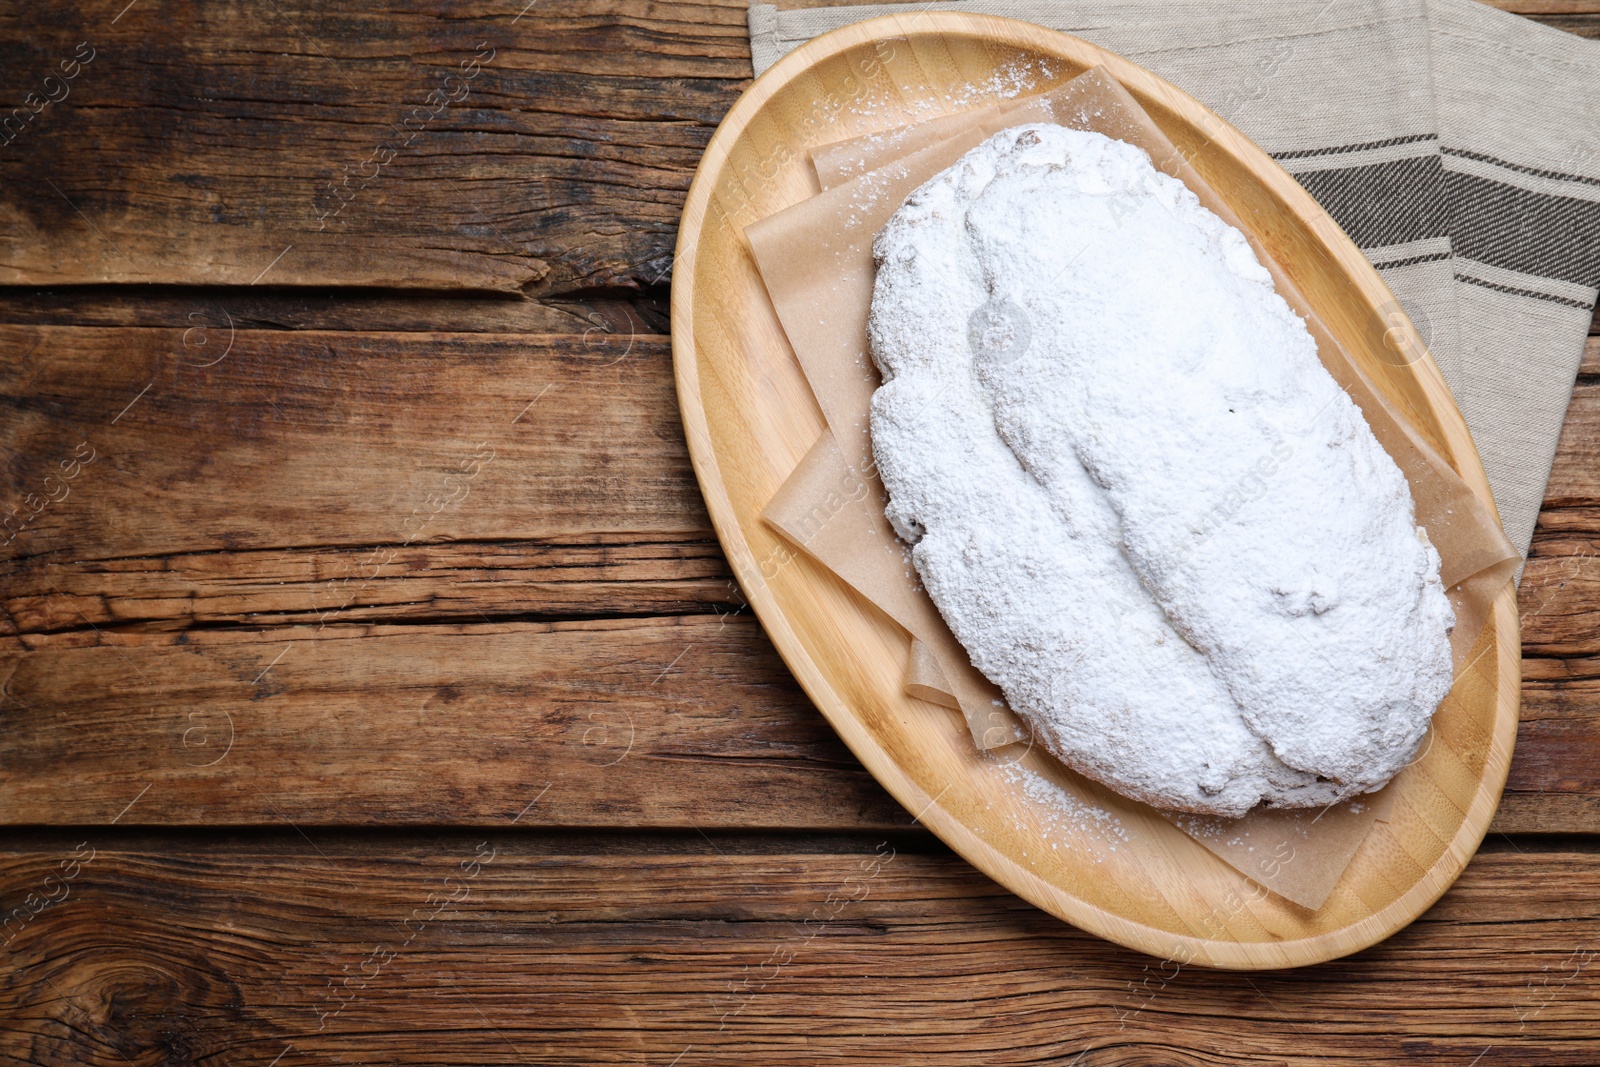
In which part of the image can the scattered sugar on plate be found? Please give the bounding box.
[994,761,1130,859]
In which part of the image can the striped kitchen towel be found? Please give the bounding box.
[748,0,1600,559]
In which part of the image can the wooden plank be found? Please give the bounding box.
[0,609,1585,834]
[0,2,751,292]
[1542,382,1600,504]
[0,328,707,565]
[0,835,1596,1065]
[1,326,721,627]
[1496,532,1600,832]
[1521,532,1600,657]
[1514,521,1600,820]
[0,286,644,334]
[0,616,904,829]
[4,538,736,633]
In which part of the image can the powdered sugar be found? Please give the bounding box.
[995,762,1130,859]
[867,124,1455,815]
[944,57,1059,110]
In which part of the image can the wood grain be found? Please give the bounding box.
[0,616,905,830]
[1543,382,1600,506]
[0,1,751,293]
[1512,492,1600,832]
[1,834,1597,1065]
[4,537,736,633]
[0,327,707,563]
[0,286,644,335]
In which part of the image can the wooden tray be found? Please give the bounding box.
[670,12,1520,969]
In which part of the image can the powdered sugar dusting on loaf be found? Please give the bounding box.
[867,123,1454,815]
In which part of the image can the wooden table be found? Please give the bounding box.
[1,2,1597,1063]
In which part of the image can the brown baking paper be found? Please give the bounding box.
[746,67,1518,910]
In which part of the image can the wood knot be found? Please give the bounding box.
[21,943,244,1066]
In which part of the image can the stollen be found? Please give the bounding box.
[748,0,1600,559]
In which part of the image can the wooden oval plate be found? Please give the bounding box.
[671,12,1519,969]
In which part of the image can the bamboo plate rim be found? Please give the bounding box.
[671,11,1519,969]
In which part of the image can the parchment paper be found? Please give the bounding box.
[746,67,1519,909]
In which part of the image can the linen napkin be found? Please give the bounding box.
[748,0,1600,559]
